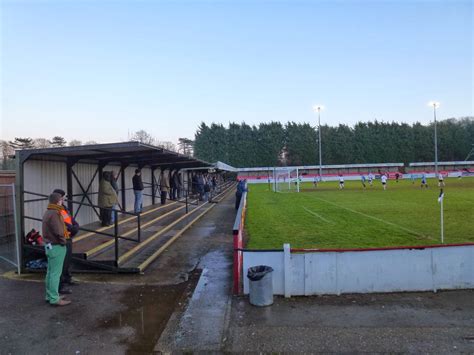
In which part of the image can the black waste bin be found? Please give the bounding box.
[247,265,274,306]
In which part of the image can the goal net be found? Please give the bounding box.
[273,168,300,192]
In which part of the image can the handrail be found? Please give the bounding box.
[233,182,247,232]
[23,215,139,243]
[22,190,142,268]
[23,190,137,216]
[22,181,236,271]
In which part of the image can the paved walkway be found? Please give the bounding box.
[224,290,474,352]
[155,250,233,351]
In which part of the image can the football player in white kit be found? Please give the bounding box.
[368,173,374,187]
[339,175,345,189]
[438,173,445,187]
[381,174,388,190]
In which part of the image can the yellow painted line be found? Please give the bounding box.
[138,186,236,271]
[1,270,147,286]
[139,203,218,271]
[118,202,209,264]
[119,185,234,265]
[73,200,179,243]
[84,202,191,257]
[1,270,43,283]
[122,205,187,237]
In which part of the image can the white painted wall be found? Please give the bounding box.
[23,161,159,233]
[141,167,153,207]
[24,160,66,232]
[72,163,101,226]
[243,245,474,296]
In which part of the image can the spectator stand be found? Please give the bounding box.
[15,142,236,273]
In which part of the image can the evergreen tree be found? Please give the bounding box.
[9,137,34,149]
[193,117,473,167]
[285,122,317,166]
[49,136,67,147]
[258,122,285,166]
[194,122,213,162]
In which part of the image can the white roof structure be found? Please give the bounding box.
[409,161,474,167]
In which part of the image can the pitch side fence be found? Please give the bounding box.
[241,243,474,296]
[233,186,474,296]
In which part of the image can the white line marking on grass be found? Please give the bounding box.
[311,196,434,240]
[302,206,333,223]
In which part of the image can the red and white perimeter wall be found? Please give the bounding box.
[237,161,474,183]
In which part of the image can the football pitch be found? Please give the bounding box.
[245,178,474,249]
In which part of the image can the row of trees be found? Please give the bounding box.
[0,137,98,170]
[0,131,182,170]
[194,118,474,167]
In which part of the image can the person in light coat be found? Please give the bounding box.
[98,171,118,226]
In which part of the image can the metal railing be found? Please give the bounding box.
[23,190,141,267]
[21,179,236,270]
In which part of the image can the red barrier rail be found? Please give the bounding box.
[233,187,247,295]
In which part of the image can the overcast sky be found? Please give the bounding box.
[1,0,473,144]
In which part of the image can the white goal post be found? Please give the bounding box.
[273,168,300,192]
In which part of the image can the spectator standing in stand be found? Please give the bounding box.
[132,169,144,213]
[98,171,118,225]
[160,170,170,205]
[197,173,205,201]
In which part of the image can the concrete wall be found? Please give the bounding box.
[243,244,474,296]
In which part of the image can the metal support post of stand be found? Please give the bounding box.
[114,210,119,268]
[137,213,141,242]
[185,190,188,213]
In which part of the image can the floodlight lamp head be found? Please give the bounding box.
[312,105,324,112]
[428,101,440,108]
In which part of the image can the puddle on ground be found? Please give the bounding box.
[191,226,217,237]
[97,269,201,354]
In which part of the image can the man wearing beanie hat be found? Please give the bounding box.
[42,193,71,306]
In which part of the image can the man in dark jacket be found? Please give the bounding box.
[42,193,71,306]
[235,180,247,210]
[197,173,205,201]
[172,170,181,200]
[132,169,144,213]
[53,189,80,294]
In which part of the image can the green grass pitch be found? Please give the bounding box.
[245,178,474,249]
